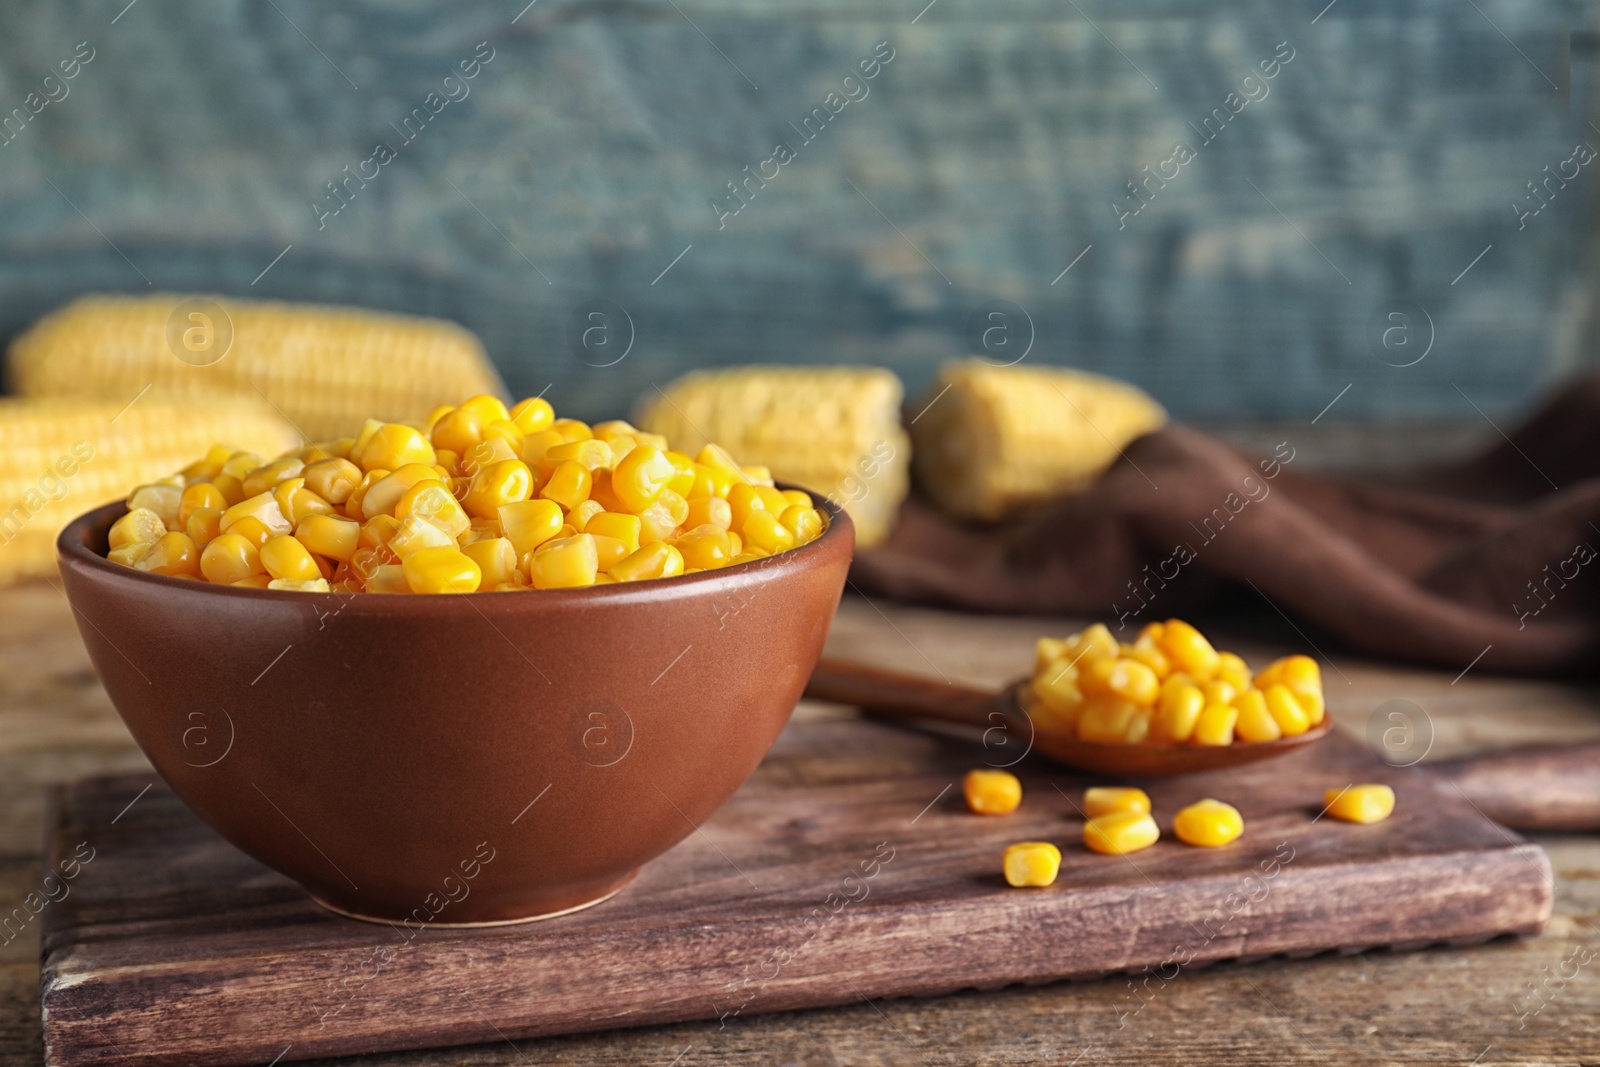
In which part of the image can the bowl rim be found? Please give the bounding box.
[57,482,854,608]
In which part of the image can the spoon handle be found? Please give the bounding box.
[806,658,1600,832]
[1423,744,1600,832]
[804,658,997,728]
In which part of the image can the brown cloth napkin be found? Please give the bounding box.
[853,376,1600,676]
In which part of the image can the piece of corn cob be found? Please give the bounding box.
[7,294,503,442]
[909,360,1166,521]
[0,397,298,584]
[635,366,909,546]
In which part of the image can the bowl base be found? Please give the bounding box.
[309,873,636,928]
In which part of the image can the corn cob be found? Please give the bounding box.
[909,360,1166,521]
[7,294,503,442]
[0,397,298,583]
[635,366,909,547]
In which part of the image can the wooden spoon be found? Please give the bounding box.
[804,657,1600,832]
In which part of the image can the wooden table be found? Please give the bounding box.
[3,580,1599,1066]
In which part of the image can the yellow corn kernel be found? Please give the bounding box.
[528,533,599,589]
[538,459,592,510]
[133,531,201,577]
[1077,698,1140,743]
[268,577,331,593]
[590,534,631,570]
[240,457,304,499]
[1152,681,1204,743]
[1124,633,1171,677]
[585,511,642,552]
[1137,621,1165,643]
[1256,653,1320,690]
[422,404,454,434]
[451,393,506,428]
[402,546,482,594]
[178,483,227,526]
[462,437,521,476]
[295,514,360,562]
[1173,799,1244,847]
[551,417,592,442]
[1034,637,1070,673]
[510,396,555,434]
[259,535,320,581]
[230,574,272,588]
[1159,619,1220,681]
[1323,784,1395,824]
[660,450,697,496]
[457,459,532,519]
[109,507,166,549]
[1203,679,1238,707]
[481,419,525,457]
[343,468,387,519]
[1082,657,1161,707]
[396,480,471,539]
[1123,708,1152,743]
[220,451,263,481]
[358,423,436,472]
[544,438,613,472]
[430,405,483,454]
[365,564,409,593]
[612,445,675,512]
[726,482,765,531]
[220,491,292,537]
[695,443,749,494]
[1067,623,1120,665]
[1029,666,1084,731]
[744,465,776,486]
[567,499,605,532]
[1216,651,1251,691]
[363,463,445,521]
[1232,687,1282,743]
[107,541,151,567]
[358,514,402,551]
[963,769,1023,815]
[1192,703,1238,746]
[518,428,565,467]
[1002,841,1060,888]
[186,507,223,547]
[675,524,736,569]
[780,489,813,509]
[225,515,274,549]
[388,514,456,557]
[636,498,682,543]
[498,498,565,558]
[1083,811,1160,855]
[1264,684,1311,736]
[273,477,334,527]
[741,509,797,554]
[779,505,824,544]
[1083,787,1150,818]
[1293,686,1326,726]
[610,540,683,582]
[303,457,362,505]
[210,473,245,506]
[462,537,518,588]
[182,444,234,481]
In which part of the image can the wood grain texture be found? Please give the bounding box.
[3,511,1600,1066]
[40,719,1549,1066]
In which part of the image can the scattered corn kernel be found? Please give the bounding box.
[402,546,482,594]
[1173,799,1244,847]
[1002,841,1061,888]
[1083,811,1160,855]
[963,769,1023,815]
[1082,787,1150,818]
[1323,784,1395,824]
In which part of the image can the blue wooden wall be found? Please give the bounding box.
[0,0,1592,423]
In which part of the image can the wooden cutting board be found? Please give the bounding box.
[40,713,1551,1067]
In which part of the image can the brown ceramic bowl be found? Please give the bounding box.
[56,493,853,924]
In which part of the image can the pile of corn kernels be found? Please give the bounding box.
[104,394,829,593]
[1025,619,1325,745]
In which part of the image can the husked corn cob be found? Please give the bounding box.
[0,398,298,584]
[8,294,503,441]
[909,360,1166,521]
[635,366,909,547]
